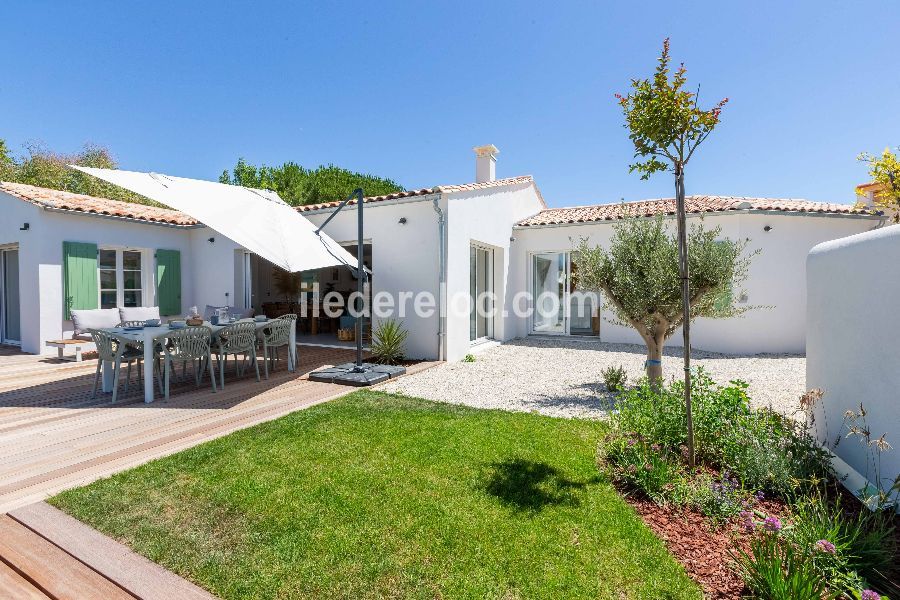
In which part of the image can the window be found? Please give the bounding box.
[99,248,144,309]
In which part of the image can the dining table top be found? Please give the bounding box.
[100,319,275,343]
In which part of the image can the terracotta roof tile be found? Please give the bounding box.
[297,175,535,212]
[0,181,198,226]
[516,195,871,227]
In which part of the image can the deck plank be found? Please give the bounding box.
[0,515,135,599]
[0,560,51,600]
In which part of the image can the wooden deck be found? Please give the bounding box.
[0,344,429,513]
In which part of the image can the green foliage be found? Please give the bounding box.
[786,494,897,594]
[599,432,688,503]
[615,38,728,179]
[687,472,746,524]
[732,533,838,600]
[462,353,476,363]
[575,217,754,352]
[0,140,162,206]
[856,147,900,223]
[601,364,627,392]
[219,158,404,206]
[271,267,302,302]
[604,370,831,498]
[370,319,409,365]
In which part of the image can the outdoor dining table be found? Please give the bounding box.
[99,319,297,403]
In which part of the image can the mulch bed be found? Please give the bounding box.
[626,497,784,599]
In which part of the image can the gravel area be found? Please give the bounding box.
[379,337,806,420]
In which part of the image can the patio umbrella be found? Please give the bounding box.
[70,166,357,273]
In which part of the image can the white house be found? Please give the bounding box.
[0,146,885,361]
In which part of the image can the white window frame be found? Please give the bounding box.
[97,246,154,309]
[470,241,495,344]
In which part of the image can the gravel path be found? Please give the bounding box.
[379,337,806,420]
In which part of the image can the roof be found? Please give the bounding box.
[297,175,537,213]
[515,195,874,227]
[0,182,198,226]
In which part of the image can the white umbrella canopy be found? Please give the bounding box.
[71,166,357,273]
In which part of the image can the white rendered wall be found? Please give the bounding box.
[303,197,443,360]
[443,182,545,361]
[510,212,880,355]
[0,192,197,354]
[807,225,900,491]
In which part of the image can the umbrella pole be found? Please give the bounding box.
[354,188,365,371]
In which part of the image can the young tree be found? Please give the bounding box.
[856,147,900,223]
[575,215,752,382]
[611,38,728,466]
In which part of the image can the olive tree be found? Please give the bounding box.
[576,215,752,383]
[856,147,900,223]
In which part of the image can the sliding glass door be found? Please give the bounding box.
[530,252,598,337]
[531,252,566,334]
[470,244,493,342]
[0,248,20,345]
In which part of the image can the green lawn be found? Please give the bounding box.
[51,392,700,599]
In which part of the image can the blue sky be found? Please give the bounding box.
[2,1,897,207]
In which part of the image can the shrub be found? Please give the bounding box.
[732,532,838,600]
[687,471,747,524]
[609,369,832,498]
[601,365,627,393]
[599,433,687,503]
[785,494,897,595]
[370,319,408,365]
[462,353,476,363]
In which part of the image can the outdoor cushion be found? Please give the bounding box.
[70,308,120,336]
[204,305,254,319]
[119,306,161,323]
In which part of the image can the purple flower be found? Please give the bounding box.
[650,443,661,452]
[814,539,836,554]
[755,490,766,501]
[626,439,637,447]
[644,463,653,472]
[860,590,880,600]
[739,510,755,533]
[762,516,782,533]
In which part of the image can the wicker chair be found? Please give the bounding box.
[119,320,148,328]
[214,321,260,389]
[156,326,216,399]
[88,329,143,403]
[259,314,296,379]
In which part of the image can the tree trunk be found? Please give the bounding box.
[645,343,663,385]
[675,164,696,468]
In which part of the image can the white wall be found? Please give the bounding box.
[303,196,443,360]
[807,225,900,492]
[0,192,198,354]
[510,211,881,355]
[443,181,545,360]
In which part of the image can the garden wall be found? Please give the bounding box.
[807,224,900,498]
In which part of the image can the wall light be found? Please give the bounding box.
[207,237,215,243]
[764,225,773,232]
[398,217,407,225]
[20,223,29,231]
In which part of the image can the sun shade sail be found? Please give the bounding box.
[71,166,357,273]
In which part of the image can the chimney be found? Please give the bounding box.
[473,144,499,183]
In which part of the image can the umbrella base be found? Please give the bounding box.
[309,362,406,386]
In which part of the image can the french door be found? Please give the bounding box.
[470,244,494,342]
[530,252,597,337]
[0,248,21,345]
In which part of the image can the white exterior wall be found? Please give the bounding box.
[302,197,443,360]
[807,225,900,491]
[443,182,545,361]
[510,211,880,355]
[0,191,199,354]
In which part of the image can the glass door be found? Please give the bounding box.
[469,244,493,342]
[531,252,599,337]
[1,249,21,345]
[531,252,566,334]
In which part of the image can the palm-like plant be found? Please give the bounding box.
[370,319,408,365]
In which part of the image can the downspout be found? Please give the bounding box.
[432,195,446,361]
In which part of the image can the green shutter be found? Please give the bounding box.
[156,249,182,316]
[62,241,98,319]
